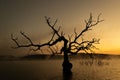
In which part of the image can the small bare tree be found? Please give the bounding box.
[11,14,103,74]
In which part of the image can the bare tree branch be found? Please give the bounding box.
[68,34,73,43]
[45,16,61,37]
[11,17,65,52]
[11,34,20,48]
[74,28,77,39]
[11,14,103,56]
[73,13,103,42]
[20,31,33,45]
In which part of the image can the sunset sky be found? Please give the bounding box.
[0,0,120,56]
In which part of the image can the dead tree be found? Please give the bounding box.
[11,13,103,74]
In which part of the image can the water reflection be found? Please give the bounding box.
[63,71,73,80]
[79,59,109,66]
[1,58,120,80]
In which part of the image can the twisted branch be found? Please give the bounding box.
[11,13,103,55]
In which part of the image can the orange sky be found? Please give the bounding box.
[0,0,120,56]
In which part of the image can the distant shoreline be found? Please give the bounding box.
[0,53,120,61]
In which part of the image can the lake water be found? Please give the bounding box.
[0,58,120,80]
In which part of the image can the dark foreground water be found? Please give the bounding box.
[0,58,120,80]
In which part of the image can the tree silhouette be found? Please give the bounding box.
[11,13,103,74]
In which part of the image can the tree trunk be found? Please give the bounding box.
[62,40,72,74]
